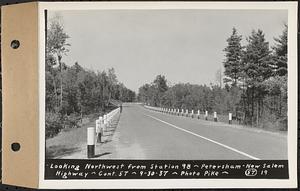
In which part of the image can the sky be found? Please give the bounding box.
[49,10,287,92]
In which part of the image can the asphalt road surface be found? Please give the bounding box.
[47,103,287,160]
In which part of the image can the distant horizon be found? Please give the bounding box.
[48,9,287,92]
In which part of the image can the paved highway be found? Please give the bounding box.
[97,103,287,160]
[48,103,287,159]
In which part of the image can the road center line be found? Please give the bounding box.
[145,114,260,160]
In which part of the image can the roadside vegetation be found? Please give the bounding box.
[46,17,135,139]
[138,26,288,131]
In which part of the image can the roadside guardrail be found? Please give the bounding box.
[144,105,233,125]
[87,107,121,158]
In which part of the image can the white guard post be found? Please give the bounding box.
[229,113,232,124]
[95,119,100,133]
[96,118,102,143]
[103,114,107,131]
[87,127,95,158]
[214,112,218,122]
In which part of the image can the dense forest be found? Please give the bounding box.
[45,17,135,138]
[138,26,288,131]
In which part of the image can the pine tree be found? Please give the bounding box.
[242,29,272,126]
[243,29,272,85]
[223,27,243,86]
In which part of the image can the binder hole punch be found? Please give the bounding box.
[11,142,21,152]
[10,40,20,49]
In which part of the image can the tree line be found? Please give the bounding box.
[138,26,287,131]
[45,17,135,138]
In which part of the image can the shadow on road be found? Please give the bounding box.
[92,152,112,158]
[104,129,116,133]
[101,139,112,143]
[46,145,81,159]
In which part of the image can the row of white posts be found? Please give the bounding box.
[144,105,233,124]
[87,107,121,158]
